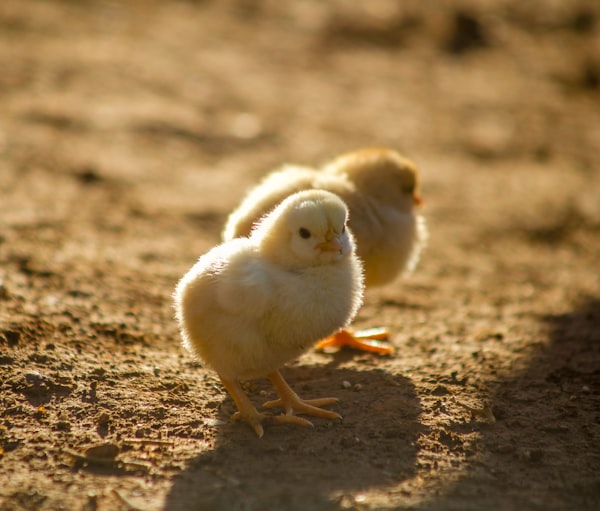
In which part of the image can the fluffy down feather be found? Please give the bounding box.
[174,189,363,436]
[221,148,427,355]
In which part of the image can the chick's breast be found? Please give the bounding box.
[259,256,362,351]
[174,236,362,381]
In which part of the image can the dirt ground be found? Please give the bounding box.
[1,1,600,510]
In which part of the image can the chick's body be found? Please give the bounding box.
[177,237,359,380]
[222,148,427,354]
[175,190,363,436]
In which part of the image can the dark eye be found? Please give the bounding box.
[298,227,311,239]
[403,184,415,194]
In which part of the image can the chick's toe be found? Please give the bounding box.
[315,327,394,355]
[263,370,342,421]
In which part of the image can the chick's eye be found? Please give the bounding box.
[403,183,415,194]
[298,227,311,239]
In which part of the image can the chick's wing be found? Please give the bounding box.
[213,241,274,319]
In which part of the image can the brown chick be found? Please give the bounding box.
[222,148,427,355]
[174,190,364,437]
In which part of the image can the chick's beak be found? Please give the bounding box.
[317,238,343,253]
[413,192,424,207]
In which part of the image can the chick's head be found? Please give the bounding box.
[253,190,354,269]
[325,147,423,212]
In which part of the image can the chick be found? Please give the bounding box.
[174,190,364,437]
[223,147,427,355]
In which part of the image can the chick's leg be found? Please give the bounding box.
[219,376,267,438]
[263,370,342,421]
[220,376,313,438]
[315,327,394,355]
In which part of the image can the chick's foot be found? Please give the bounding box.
[264,370,342,422]
[221,376,314,437]
[315,327,394,355]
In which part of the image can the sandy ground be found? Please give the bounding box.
[1,1,600,510]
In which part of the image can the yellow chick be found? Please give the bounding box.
[223,148,427,355]
[174,190,364,437]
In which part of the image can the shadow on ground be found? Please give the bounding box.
[422,297,600,511]
[165,366,422,511]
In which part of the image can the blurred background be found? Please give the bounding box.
[2,0,598,234]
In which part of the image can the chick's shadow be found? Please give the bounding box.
[420,296,600,511]
[165,364,422,511]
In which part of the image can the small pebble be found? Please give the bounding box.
[520,448,544,463]
[341,380,351,389]
[55,420,71,431]
[495,443,515,454]
[97,412,110,426]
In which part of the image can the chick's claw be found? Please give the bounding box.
[231,410,266,438]
[315,327,394,355]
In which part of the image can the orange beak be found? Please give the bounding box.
[317,238,343,253]
[413,192,424,207]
